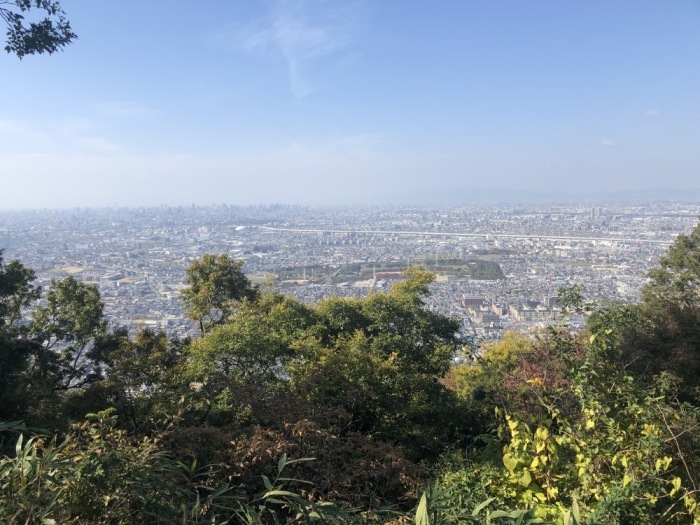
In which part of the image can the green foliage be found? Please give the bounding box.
[456,332,534,405]
[0,410,179,523]
[181,254,259,333]
[1,260,108,423]
[0,250,39,332]
[8,232,700,524]
[220,419,421,510]
[193,453,348,525]
[0,0,77,58]
[184,292,314,428]
[427,459,506,520]
[414,484,550,524]
[589,222,700,404]
[491,371,700,524]
[29,276,107,392]
[643,222,700,310]
[417,225,700,523]
[444,324,700,524]
[455,331,578,434]
[0,254,42,419]
[182,266,467,459]
[557,285,595,316]
[0,411,348,524]
[296,269,466,457]
[77,328,186,432]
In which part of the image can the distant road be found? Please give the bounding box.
[258,226,675,246]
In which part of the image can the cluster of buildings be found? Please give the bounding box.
[1,201,697,342]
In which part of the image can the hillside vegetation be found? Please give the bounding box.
[2,223,700,524]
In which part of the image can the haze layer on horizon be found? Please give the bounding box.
[1,1,699,209]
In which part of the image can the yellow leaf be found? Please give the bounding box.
[672,476,682,496]
[585,419,595,430]
[623,474,632,487]
[519,469,532,487]
[503,453,519,473]
[535,427,549,441]
[643,493,658,505]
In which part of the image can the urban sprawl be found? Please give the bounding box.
[1,201,697,343]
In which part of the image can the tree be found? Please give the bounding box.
[643,222,700,311]
[595,221,700,404]
[181,254,259,334]
[29,276,106,394]
[290,268,469,458]
[1,0,76,58]
[185,291,315,428]
[0,251,41,420]
[0,262,107,423]
[0,249,39,332]
[77,328,185,432]
[444,325,700,524]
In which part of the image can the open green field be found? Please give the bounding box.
[275,257,504,284]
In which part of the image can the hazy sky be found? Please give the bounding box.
[1,0,699,209]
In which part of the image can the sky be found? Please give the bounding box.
[1,0,699,209]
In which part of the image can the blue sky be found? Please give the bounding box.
[1,0,699,208]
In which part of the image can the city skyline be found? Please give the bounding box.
[2,1,700,209]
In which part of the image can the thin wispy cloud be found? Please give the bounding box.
[214,0,367,98]
[600,138,617,147]
[644,109,662,117]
